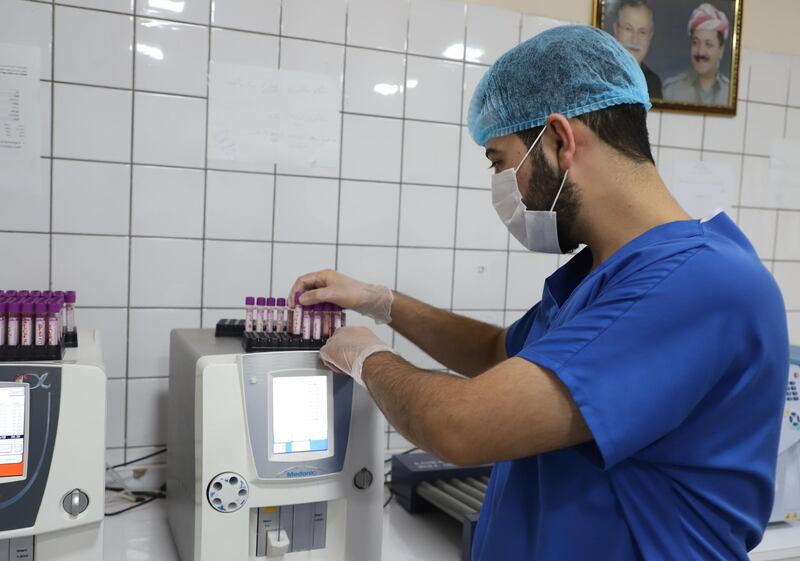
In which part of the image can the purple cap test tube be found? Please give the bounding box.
[276,298,287,333]
[245,296,255,333]
[34,300,47,346]
[293,292,304,336]
[7,300,20,346]
[20,300,34,346]
[0,299,7,347]
[311,304,323,340]
[48,300,61,345]
[266,297,276,333]
[64,290,77,333]
[256,297,266,332]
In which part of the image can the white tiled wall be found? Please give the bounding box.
[1,0,799,487]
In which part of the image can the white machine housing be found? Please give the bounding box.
[167,329,383,561]
[0,329,106,560]
[771,346,800,523]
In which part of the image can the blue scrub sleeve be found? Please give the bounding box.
[504,305,539,357]
[517,248,738,469]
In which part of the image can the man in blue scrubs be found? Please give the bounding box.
[290,25,790,560]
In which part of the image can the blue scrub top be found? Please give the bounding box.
[472,212,790,561]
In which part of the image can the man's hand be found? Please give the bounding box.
[319,326,395,387]
[289,269,393,324]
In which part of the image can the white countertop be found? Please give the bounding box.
[102,498,800,561]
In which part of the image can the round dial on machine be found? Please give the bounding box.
[207,472,250,513]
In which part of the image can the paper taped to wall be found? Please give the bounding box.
[0,44,41,195]
[208,63,340,171]
[672,159,738,219]
[768,139,800,210]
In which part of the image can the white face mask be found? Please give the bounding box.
[490,125,569,254]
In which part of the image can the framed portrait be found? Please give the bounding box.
[594,0,743,115]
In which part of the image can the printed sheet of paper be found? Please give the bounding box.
[768,139,800,210]
[672,159,738,219]
[0,44,41,195]
[208,63,340,171]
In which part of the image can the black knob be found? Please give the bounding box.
[353,468,373,490]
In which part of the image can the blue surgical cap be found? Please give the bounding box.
[467,25,652,146]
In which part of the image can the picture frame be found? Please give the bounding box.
[593,0,743,115]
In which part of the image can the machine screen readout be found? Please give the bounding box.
[272,375,329,454]
[0,385,26,478]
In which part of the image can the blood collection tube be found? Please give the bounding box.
[276,298,288,333]
[293,292,304,336]
[301,304,312,340]
[0,300,6,347]
[31,290,42,298]
[65,290,77,333]
[266,297,276,333]
[312,304,322,340]
[332,305,343,333]
[7,301,20,346]
[42,290,52,299]
[34,300,47,346]
[47,300,61,346]
[321,303,332,338]
[245,296,255,333]
[255,297,266,332]
[20,300,33,347]
[19,291,29,299]
[54,291,65,329]
[5,290,17,299]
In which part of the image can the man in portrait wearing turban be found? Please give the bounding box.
[663,3,731,105]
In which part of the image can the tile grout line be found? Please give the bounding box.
[48,1,55,289]
[122,0,139,464]
[390,2,412,352]
[502,11,524,324]
[40,145,783,176]
[198,0,214,328]
[38,0,495,68]
[447,2,469,316]
[6,229,800,250]
[268,2,285,299]
[735,69,751,235]
[333,3,348,273]
[386,0,412,442]
[770,64,795,269]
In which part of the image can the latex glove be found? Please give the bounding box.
[289,269,394,324]
[319,327,396,387]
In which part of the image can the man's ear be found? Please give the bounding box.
[546,113,576,172]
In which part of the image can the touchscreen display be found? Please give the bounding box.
[0,384,26,478]
[272,376,329,455]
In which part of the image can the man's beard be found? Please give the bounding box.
[521,147,581,254]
